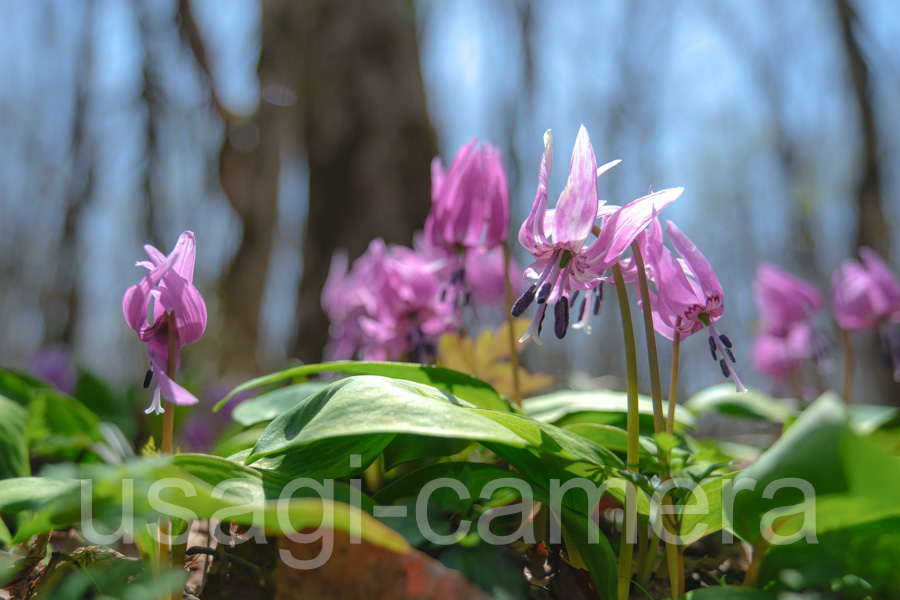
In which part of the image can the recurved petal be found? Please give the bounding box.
[583,187,682,269]
[159,271,208,346]
[149,351,199,407]
[553,125,598,249]
[143,244,166,266]
[169,231,198,284]
[666,219,723,300]
[122,248,179,334]
[519,130,553,252]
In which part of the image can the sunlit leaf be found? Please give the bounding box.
[215,361,511,412]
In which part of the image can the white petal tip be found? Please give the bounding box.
[597,159,621,178]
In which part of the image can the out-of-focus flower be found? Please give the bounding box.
[832,248,900,331]
[833,247,900,380]
[641,219,746,392]
[425,139,509,252]
[512,125,681,343]
[423,140,510,308]
[30,346,76,394]
[122,231,207,415]
[755,263,823,336]
[322,239,456,362]
[414,232,521,308]
[752,263,825,384]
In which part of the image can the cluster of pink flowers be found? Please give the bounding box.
[511,125,747,389]
[322,140,517,362]
[120,127,900,415]
[748,247,900,392]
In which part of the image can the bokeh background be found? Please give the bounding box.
[2,0,899,411]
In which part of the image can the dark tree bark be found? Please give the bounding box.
[181,0,435,370]
[181,0,303,375]
[833,0,886,255]
[290,0,437,363]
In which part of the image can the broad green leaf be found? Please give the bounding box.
[729,393,849,543]
[678,472,737,545]
[0,477,78,513]
[209,426,263,458]
[247,376,527,463]
[2,458,406,553]
[523,390,696,431]
[685,384,795,423]
[0,518,10,545]
[231,382,330,426]
[473,409,623,469]
[847,403,900,434]
[172,453,374,512]
[249,434,396,481]
[559,505,617,600]
[758,517,900,595]
[381,435,472,470]
[0,369,54,405]
[216,361,511,412]
[373,462,523,507]
[0,395,29,479]
[26,391,104,462]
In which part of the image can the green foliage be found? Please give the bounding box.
[685,384,795,424]
[0,456,406,552]
[0,395,30,479]
[246,376,528,464]
[0,368,105,464]
[215,360,512,413]
[523,389,696,434]
[231,381,330,426]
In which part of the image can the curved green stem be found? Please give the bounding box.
[612,263,641,471]
[612,263,640,600]
[667,324,681,436]
[630,242,664,434]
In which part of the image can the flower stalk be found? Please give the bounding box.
[630,241,665,434]
[667,319,682,436]
[841,328,853,405]
[611,263,639,600]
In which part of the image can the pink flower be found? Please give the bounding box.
[755,263,823,336]
[832,247,900,331]
[423,140,511,309]
[639,219,746,392]
[752,263,825,384]
[832,247,900,381]
[512,126,682,343]
[322,239,456,362]
[425,139,510,252]
[122,232,207,414]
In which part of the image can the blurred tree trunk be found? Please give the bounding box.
[290,0,437,363]
[833,0,899,404]
[833,0,885,255]
[185,0,304,375]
